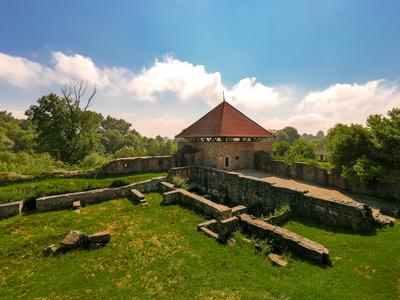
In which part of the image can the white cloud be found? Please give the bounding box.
[129,56,287,109]
[266,80,400,134]
[0,52,287,110]
[0,52,53,87]
[0,51,134,95]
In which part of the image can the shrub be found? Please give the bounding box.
[273,141,290,156]
[80,153,109,169]
[113,146,137,159]
[0,151,65,176]
[171,176,189,190]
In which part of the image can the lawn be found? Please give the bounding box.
[0,172,165,204]
[0,193,399,299]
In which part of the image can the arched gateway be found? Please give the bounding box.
[175,98,274,170]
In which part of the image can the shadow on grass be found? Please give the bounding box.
[285,216,377,236]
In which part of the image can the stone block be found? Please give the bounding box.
[60,231,88,248]
[268,253,288,267]
[239,213,330,264]
[88,230,111,244]
[0,201,22,219]
[232,205,247,216]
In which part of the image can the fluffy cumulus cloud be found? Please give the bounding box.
[2,51,400,136]
[0,51,286,110]
[130,56,286,109]
[266,80,400,134]
[0,51,134,94]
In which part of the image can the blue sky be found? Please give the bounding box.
[1,0,400,136]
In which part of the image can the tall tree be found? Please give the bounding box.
[26,81,103,163]
[278,127,300,144]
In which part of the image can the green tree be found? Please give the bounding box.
[273,141,290,157]
[367,108,400,168]
[278,127,300,144]
[26,82,103,164]
[285,139,315,163]
[101,116,132,134]
[275,130,289,143]
[325,124,373,172]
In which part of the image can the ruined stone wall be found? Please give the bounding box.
[36,177,165,211]
[169,166,375,231]
[102,156,175,175]
[254,157,400,201]
[0,201,22,219]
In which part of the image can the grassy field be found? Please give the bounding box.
[0,193,399,299]
[0,172,165,204]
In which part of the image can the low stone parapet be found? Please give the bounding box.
[36,177,165,211]
[239,213,330,264]
[162,188,232,220]
[0,201,23,219]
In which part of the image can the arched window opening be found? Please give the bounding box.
[225,156,230,168]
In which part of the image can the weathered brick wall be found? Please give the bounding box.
[101,156,175,175]
[254,157,400,201]
[169,166,376,231]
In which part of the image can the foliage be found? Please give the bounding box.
[284,139,315,164]
[276,126,300,144]
[26,93,103,164]
[171,176,189,190]
[80,153,109,169]
[0,194,398,299]
[0,151,65,176]
[325,108,400,183]
[274,130,290,143]
[0,111,36,152]
[301,130,325,143]
[272,141,290,156]
[367,108,400,169]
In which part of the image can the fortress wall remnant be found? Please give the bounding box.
[168,166,376,231]
[102,156,175,175]
[254,156,400,202]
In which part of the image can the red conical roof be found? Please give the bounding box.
[175,101,273,138]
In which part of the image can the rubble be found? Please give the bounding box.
[43,230,111,256]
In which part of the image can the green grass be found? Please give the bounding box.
[0,193,399,299]
[0,172,165,204]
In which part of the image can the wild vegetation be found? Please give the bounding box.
[0,192,398,299]
[0,81,177,176]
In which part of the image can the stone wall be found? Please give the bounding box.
[0,201,23,219]
[168,166,376,231]
[101,156,175,175]
[254,157,400,201]
[177,141,273,170]
[239,213,330,264]
[36,177,165,211]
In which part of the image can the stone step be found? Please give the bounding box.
[268,253,288,267]
[199,226,219,240]
[197,219,217,230]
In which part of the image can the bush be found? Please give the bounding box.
[113,146,138,159]
[273,141,290,156]
[171,176,189,190]
[80,153,109,169]
[0,151,65,176]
